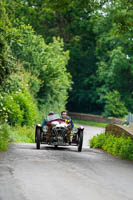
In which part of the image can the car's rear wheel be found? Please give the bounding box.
[36,127,41,149]
[78,130,83,152]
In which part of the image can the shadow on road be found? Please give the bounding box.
[15,143,73,152]
[13,143,104,154]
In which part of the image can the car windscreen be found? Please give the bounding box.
[46,114,60,122]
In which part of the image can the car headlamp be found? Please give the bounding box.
[42,126,48,132]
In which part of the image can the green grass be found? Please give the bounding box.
[73,120,107,128]
[0,124,35,152]
[0,124,10,151]
[10,125,35,143]
[90,133,133,160]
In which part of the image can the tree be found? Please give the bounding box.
[4,0,111,114]
[103,90,128,117]
[3,0,133,118]
[92,3,133,115]
[9,24,72,114]
[0,0,15,86]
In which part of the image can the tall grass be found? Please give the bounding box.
[10,125,35,143]
[0,124,10,151]
[0,123,35,151]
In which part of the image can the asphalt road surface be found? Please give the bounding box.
[0,125,133,200]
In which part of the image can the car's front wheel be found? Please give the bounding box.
[36,127,41,149]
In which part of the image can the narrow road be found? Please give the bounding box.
[0,125,133,200]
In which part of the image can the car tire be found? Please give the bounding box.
[36,127,41,149]
[78,130,83,152]
[54,145,58,148]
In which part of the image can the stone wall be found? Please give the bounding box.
[69,112,133,139]
[105,123,133,140]
[68,112,123,125]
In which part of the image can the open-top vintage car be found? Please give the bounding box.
[35,114,84,152]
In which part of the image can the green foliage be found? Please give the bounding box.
[13,91,40,126]
[1,0,133,126]
[108,0,133,34]
[6,0,101,114]
[38,37,72,112]
[9,24,72,112]
[0,123,10,151]
[0,62,40,126]
[0,90,40,126]
[0,1,73,150]
[90,133,133,160]
[10,125,35,143]
[0,93,23,125]
[0,2,15,86]
[103,90,128,118]
[0,64,28,94]
[0,123,35,152]
[93,7,133,115]
[1,0,133,150]
[4,0,133,117]
[90,133,106,148]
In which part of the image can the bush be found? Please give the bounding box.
[0,90,40,126]
[0,93,24,125]
[13,90,40,126]
[90,133,106,148]
[89,133,133,160]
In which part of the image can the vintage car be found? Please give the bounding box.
[35,114,84,152]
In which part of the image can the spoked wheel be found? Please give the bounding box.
[36,127,41,149]
[78,130,83,152]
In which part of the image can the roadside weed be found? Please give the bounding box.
[90,133,133,160]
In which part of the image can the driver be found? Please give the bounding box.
[61,111,74,129]
[42,111,54,126]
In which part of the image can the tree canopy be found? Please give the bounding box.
[0,0,133,123]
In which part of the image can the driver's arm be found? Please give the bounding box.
[42,120,46,126]
[67,117,74,129]
[70,119,74,129]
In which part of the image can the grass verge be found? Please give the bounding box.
[73,120,107,128]
[0,124,10,151]
[0,124,35,151]
[10,125,35,143]
[89,133,133,160]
